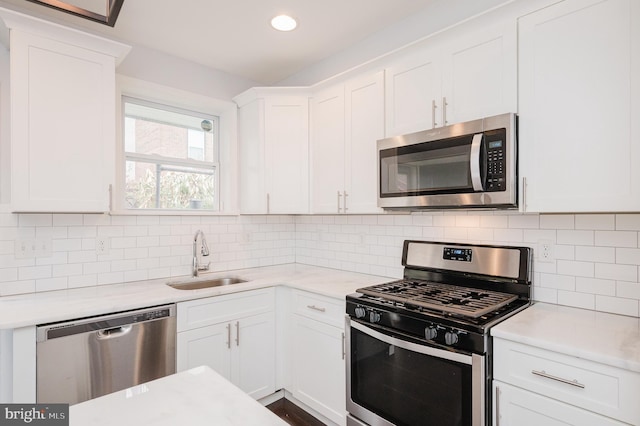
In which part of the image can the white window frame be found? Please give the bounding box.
[115,75,238,215]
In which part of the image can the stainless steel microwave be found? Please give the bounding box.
[377,113,517,210]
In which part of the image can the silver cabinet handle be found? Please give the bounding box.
[522,176,527,212]
[266,193,270,214]
[431,99,438,128]
[343,191,348,213]
[235,321,240,346]
[307,305,326,312]
[531,370,585,388]
[341,332,346,360]
[442,96,448,125]
[495,385,501,426]
[226,323,231,349]
[108,184,113,212]
[337,190,342,213]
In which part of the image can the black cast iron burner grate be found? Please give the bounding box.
[357,279,518,318]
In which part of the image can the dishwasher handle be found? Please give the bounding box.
[96,325,133,339]
[37,304,175,342]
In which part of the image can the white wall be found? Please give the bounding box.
[117,44,260,101]
[277,0,511,86]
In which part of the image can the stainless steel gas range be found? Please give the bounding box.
[345,240,532,426]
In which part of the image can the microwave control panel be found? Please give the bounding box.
[485,129,506,191]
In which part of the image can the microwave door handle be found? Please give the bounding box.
[470,133,484,191]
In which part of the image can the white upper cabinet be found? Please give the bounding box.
[385,16,516,137]
[311,71,384,214]
[518,0,640,212]
[235,88,310,214]
[385,47,441,136]
[0,8,130,212]
[441,19,517,125]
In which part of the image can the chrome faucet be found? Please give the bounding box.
[192,230,210,277]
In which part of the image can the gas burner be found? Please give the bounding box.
[357,279,518,318]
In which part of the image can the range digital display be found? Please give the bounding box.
[443,247,473,262]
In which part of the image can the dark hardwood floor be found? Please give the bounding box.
[266,398,326,426]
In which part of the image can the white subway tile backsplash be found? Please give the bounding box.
[35,277,68,292]
[595,231,638,248]
[616,248,640,265]
[1,280,35,296]
[575,246,615,263]
[557,230,594,246]
[0,212,639,317]
[539,273,575,291]
[576,277,616,296]
[557,290,595,310]
[595,263,638,282]
[616,281,640,299]
[19,265,51,280]
[595,295,639,316]
[575,214,615,230]
[615,214,640,231]
[539,214,574,230]
[531,286,558,303]
[19,214,52,227]
[508,214,539,229]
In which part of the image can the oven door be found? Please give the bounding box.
[346,318,485,426]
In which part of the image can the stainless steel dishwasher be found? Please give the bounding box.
[36,304,176,404]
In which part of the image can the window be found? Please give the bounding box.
[123,97,220,211]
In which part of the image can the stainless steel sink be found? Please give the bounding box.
[167,277,247,290]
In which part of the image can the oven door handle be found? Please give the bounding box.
[470,133,484,191]
[349,319,472,365]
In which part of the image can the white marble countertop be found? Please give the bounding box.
[491,302,640,373]
[69,365,287,426]
[0,263,391,329]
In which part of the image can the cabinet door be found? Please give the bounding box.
[345,71,384,214]
[176,323,232,381]
[238,99,267,214]
[10,30,116,212]
[291,314,346,425]
[310,85,346,213]
[232,312,276,400]
[518,0,640,212]
[264,96,310,214]
[441,18,516,124]
[493,382,626,426]
[385,48,442,136]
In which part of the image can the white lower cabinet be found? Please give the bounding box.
[176,288,276,400]
[493,382,626,426]
[493,338,640,425]
[289,290,346,425]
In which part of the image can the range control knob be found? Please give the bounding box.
[444,331,460,346]
[425,326,438,340]
[354,306,366,319]
[368,310,381,324]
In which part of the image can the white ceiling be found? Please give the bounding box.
[0,0,439,84]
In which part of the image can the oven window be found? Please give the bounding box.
[350,326,472,426]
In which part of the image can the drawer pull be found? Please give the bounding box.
[307,305,326,313]
[531,370,585,388]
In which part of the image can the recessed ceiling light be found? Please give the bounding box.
[271,15,297,32]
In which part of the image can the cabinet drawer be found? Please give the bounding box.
[494,381,626,426]
[494,338,640,424]
[177,288,275,332]
[292,290,345,327]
